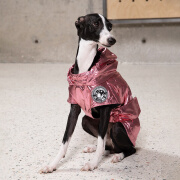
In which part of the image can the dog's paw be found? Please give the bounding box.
[39,165,56,174]
[82,145,96,153]
[81,162,97,171]
[111,153,124,163]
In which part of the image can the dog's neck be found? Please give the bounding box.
[74,38,98,74]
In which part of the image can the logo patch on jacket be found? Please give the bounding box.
[92,86,108,103]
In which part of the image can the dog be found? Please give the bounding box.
[40,13,141,173]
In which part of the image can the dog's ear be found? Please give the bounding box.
[75,16,85,29]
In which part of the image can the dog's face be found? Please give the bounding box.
[75,13,116,47]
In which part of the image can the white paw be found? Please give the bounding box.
[111,153,124,163]
[83,145,96,153]
[81,162,97,171]
[39,165,56,174]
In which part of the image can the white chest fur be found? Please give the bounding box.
[77,39,97,74]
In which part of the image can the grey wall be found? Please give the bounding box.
[0,0,180,64]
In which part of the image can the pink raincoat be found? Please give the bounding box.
[67,48,140,146]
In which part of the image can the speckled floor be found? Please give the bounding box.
[0,64,180,180]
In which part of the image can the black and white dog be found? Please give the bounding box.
[40,13,136,173]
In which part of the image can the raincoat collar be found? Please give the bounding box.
[67,47,118,86]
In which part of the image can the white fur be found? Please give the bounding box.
[83,144,96,153]
[77,39,97,73]
[111,153,125,163]
[98,14,113,46]
[39,138,71,173]
[81,135,106,171]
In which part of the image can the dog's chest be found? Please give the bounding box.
[77,39,97,74]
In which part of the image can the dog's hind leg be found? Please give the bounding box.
[82,115,114,154]
[82,115,99,138]
[39,104,81,173]
[110,122,136,163]
[81,115,98,153]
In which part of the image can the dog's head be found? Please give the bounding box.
[75,13,116,47]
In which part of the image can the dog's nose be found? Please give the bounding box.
[107,37,116,45]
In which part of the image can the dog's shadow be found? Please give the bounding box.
[54,146,180,179]
[103,147,180,179]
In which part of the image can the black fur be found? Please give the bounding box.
[75,13,112,42]
[62,104,81,143]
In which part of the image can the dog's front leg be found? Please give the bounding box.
[40,104,81,173]
[81,106,111,171]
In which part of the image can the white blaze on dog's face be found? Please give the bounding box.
[75,13,116,47]
[98,14,116,47]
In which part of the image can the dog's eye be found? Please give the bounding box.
[108,25,112,31]
[93,22,99,27]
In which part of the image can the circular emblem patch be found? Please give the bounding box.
[92,86,108,103]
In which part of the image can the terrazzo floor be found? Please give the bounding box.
[0,63,180,180]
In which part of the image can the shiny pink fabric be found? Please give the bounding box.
[67,48,141,146]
